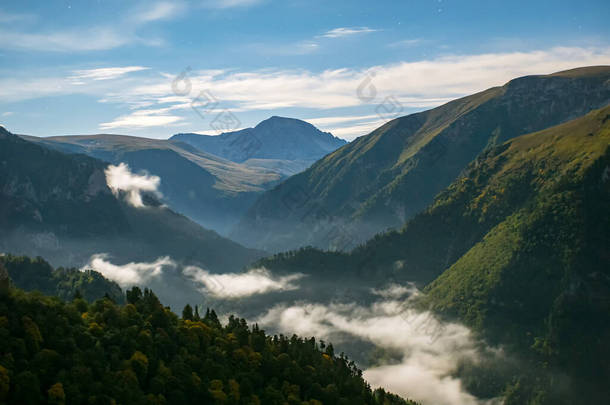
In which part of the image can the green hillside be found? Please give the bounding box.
[255,106,610,403]
[233,66,610,252]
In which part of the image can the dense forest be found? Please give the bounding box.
[0,255,124,304]
[0,260,415,405]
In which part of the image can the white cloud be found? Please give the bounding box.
[0,1,178,53]
[388,39,424,48]
[0,27,132,52]
[321,27,379,38]
[104,163,162,207]
[132,1,184,23]
[201,0,264,9]
[0,10,36,23]
[305,114,379,126]
[1,112,13,117]
[100,110,184,130]
[258,285,504,405]
[70,66,150,81]
[183,266,304,298]
[3,46,610,138]
[83,254,175,287]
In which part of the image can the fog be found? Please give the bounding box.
[79,253,506,405]
[257,285,504,405]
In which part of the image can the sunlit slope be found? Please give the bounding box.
[234,66,610,252]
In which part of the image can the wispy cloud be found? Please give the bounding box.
[388,38,424,48]
[83,254,175,287]
[100,110,184,130]
[0,27,133,52]
[105,163,162,207]
[201,0,265,9]
[3,46,610,138]
[0,1,179,52]
[70,66,150,81]
[183,266,304,298]
[258,284,504,405]
[0,10,36,23]
[321,27,379,38]
[132,1,184,23]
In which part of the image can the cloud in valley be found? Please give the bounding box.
[83,254,176,287]
[104,163,162,207]
[183,266,304,298]
[257,285,503,405]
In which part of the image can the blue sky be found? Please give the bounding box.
[0,0,609,140]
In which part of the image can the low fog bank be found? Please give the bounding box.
[0,243,514,404]
[77,254,511,405]
[256,285,505,405]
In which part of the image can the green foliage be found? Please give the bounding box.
[0,255,124,304]
[0,286,416,405]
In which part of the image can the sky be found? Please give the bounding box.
[0,0,609,141]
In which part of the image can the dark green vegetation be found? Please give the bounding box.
[0,282,415,405]
[234,66,610,252]
[256,105,610,403]
[172,116,346,174]
[0,126,263,272]
[0,255,123,304]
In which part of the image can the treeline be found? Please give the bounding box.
[0,268,415,404]
[0,255,123,304]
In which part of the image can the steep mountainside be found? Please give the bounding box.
[21,134,280,235]
[0,127,263,274]
[233,66,610,252]
[171,116,347,175]
[255,106,610,403]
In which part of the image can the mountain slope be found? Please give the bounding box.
[22,134,281,235]
[0,126,263,274]
[255,106,610,403]
[233,66,610,252]
[171,116,347,175]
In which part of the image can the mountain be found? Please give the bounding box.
[255,106,610,403]
[0,126,263,276]
[171,116,347,176]
[21,134,281,235]
[233,66,610,252]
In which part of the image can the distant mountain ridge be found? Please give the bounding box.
[232,66,610,252]
[21,133,281,235]
[0,126,263,277]
[171,116,347,175]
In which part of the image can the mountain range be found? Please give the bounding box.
[232,66,610,252]
[0,126,263,272]
[22,116,344,235]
